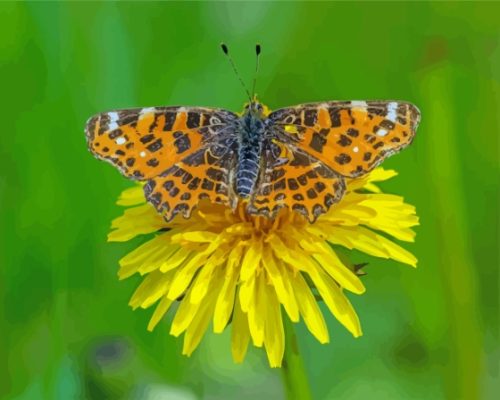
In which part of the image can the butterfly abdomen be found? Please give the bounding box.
[236,145,261,197]
[235,114,265,198]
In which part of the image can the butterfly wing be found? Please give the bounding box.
[85,106,238,179]
[248,142,345,222]
[249,100,420,222]
[85,106,239,220]
[144,145,238,221]
[268,101,420,177]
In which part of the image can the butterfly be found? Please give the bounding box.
[85,45,420,223]
[85,98,420,222]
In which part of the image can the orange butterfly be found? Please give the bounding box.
[85,46,420,222]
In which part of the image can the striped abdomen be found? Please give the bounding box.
[236,141,261,197]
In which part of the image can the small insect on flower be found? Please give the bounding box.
[85,45,420,223]
[86,45,420,367]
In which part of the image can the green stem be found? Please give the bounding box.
[281,317,313,400]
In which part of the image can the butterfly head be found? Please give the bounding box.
[242,96,270,118]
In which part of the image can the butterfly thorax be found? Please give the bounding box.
[235,106,266,198]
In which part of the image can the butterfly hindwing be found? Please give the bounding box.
[269,101,420,178]
[85,106,238,180]
[249,143,345,222]
[144,145,237,221]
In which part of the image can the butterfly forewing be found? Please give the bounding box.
[85,106,238,180]
[269,101,420,178]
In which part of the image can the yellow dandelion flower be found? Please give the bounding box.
[108,167,418,368]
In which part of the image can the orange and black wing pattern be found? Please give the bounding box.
[269,101,420,177]
[85,106,238,220]
[252,101,420,222]
[144,146,237,221]
[249,144,345,222]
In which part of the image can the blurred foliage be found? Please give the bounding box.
[1,2,498,399]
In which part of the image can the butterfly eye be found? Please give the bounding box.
[256,103,263,111]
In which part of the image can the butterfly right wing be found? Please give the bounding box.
[248,100,420,222]
[268,101,420,178]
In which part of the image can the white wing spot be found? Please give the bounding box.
[353,146,359,153]
[139,107,156,117]
[351,100,367,108]
[387,102,398,123]
[108,111,119,130]
[377,129,388,137]
[140,151,146,157]
[115,137,126,145]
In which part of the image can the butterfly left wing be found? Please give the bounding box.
[85,106,239,220]
[144,145,238,221]
[268,101,420,178]
[85,106,238,180]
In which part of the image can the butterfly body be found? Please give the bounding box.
[235,103,268,197]
[86,99,420,222]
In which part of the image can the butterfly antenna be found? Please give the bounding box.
[220,43,252,102]
[251,44,261,98]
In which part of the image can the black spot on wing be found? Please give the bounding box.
[201,178,214,190]
[337,134,352,147]
[108,129,123,139]
[163,180,174,190]
[147,158,159,167]
[288,178,299,190]
[293,193,304,201]
[147,139,163,153]
[163,112,177,131]
[380,119,395,130]
[346,128,359,137]
[309,132,327,153]
[173,132,191,154]
[188,177,201,190]
[140,134,155,144]
[328,108,342,127]
[186,112,201,128]
[303,109,318,126]
[334,153,351,165]
[306,188,317,199]
[169,187,180,197]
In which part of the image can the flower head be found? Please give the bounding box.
[109,167,418,367]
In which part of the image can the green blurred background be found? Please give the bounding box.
[1,1,498,399]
